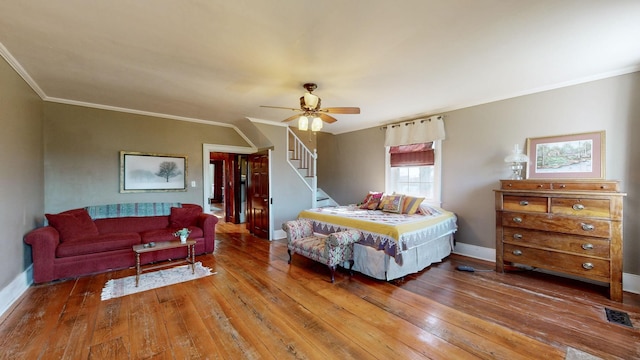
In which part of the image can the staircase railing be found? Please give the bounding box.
[287,128,317,208]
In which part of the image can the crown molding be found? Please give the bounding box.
[0,43,46,99]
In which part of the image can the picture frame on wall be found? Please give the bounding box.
[120,151,188,193]
[526,131,605,179]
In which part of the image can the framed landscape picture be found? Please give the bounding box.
[526,131,605,179]
[120,151,188,192]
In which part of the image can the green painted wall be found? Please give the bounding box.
[0,56,43,290]
[43,102,251,214]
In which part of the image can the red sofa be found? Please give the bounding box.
[24,203,218,283]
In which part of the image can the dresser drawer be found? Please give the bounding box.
[551,181,619,192]
[502,227,610,258]
[503,195,548,213]
[551,198,610,218]
[503,244,610,282]
[501,180,551,190]
[501,212,611,238]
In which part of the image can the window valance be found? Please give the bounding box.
[384,115,445,147]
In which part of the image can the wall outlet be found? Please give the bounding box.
[191,181,196,188]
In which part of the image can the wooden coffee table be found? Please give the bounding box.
[132,240,196,287]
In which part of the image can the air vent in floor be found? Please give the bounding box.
[605,307,633,328]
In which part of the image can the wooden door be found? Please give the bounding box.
[225,154,237,224]
[248,152,270,239]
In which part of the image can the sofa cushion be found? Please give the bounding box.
[141,226,204,243]
[46,209,99,242]
[140,229,179,243]
[169,206,200,228]
[56,233,140,257]
[94,216,169,234]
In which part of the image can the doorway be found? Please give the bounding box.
[201,143,270,238]
[209,157,225,219]
[208,152,248,224]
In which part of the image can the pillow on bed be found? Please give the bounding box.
[379,194,404,213]
[359,191,383,210]
[401,196,425,215]
[417,204,442,216]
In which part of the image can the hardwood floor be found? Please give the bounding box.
[2,222,639,359]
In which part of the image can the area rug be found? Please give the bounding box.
[565,347,602,360]
[101,262,215,300]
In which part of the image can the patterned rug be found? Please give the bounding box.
[100,262,215,300]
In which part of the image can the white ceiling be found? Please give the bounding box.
[1,1,639,134]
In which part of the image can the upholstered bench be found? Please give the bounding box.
[282,219,361,282]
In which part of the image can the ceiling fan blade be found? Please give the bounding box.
[261,105,300,111]
[321,107,360,114]
[318,113,338,123]
[281,113,302,123]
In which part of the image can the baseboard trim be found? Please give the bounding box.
[0,265,33,318]
[273,229,286,241]
[453,242,640,295]
[453,242,496,262]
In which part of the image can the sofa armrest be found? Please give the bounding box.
[327,230,362,247]
[282,219,314,241]
[24,226,61,283]
[198,213,218,253]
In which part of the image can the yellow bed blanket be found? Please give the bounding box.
[298,205,457,262]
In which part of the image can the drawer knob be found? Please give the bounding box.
[513,233,523,240]
[559,184,566,188]
[537,184,543,188]
[582,262,594,270]
[581,243,594,250]
[513,217,523,223]
[512,249,523,256]
[581,223,595,231]
[572,204,585,211]
[519,200,529,206]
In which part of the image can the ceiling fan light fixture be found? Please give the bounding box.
[303,92,319,110]
[311,116,323,132]
[298,116,309,131]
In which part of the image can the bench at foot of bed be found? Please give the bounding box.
[282,219,361,283]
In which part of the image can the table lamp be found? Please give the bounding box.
[504,144,529,180]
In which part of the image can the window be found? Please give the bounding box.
[386,140,442,205]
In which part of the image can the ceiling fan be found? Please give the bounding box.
[261,83,360,131]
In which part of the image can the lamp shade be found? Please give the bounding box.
[298,116,309,131]
[303,92,319,110]
[504,144,529,163]
[311,116,323,132]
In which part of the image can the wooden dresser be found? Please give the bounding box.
[495,179,625,301]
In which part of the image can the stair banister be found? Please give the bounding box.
[287,128,317,208]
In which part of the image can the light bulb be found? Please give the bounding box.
[298,116,308,131]
[311,117,323,132]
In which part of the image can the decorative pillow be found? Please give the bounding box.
[45,209,99,242]
[401,196,425,215]
[379,194,404,213]
[417,204,442,216]
[169,206,201,228]
[359,192,383,210]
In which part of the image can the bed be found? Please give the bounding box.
[298,204,457,280]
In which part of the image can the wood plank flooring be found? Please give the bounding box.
[1,221,639,359]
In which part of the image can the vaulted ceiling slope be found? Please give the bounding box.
[1,1,639,134]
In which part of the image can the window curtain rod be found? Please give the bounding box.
[380,115,444,130]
